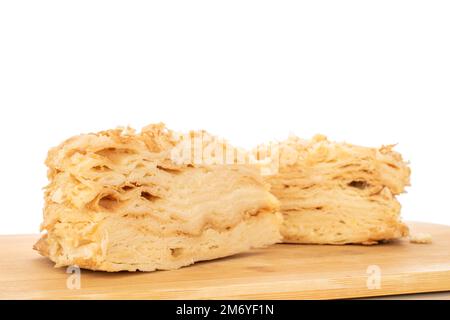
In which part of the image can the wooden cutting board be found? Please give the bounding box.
[1,222,450,300]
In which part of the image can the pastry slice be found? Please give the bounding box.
[34,124,281,272]
[256,135,410,245]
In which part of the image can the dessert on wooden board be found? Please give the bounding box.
[35,123,414,273]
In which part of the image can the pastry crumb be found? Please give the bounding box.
[409,233,433,244]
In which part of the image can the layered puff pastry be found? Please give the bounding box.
[34,124,282,272]
[256,135,410,245]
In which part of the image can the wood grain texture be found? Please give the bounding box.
[364,291,450,300]
[1,222,450,300]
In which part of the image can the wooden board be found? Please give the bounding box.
[1,222,450,300]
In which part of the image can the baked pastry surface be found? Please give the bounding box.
[256,135,410,245]
[34,124,281,271]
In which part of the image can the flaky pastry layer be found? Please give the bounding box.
[257,135,410,245]
[35,124,281,271]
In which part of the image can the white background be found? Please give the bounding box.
[0,1,449,234]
